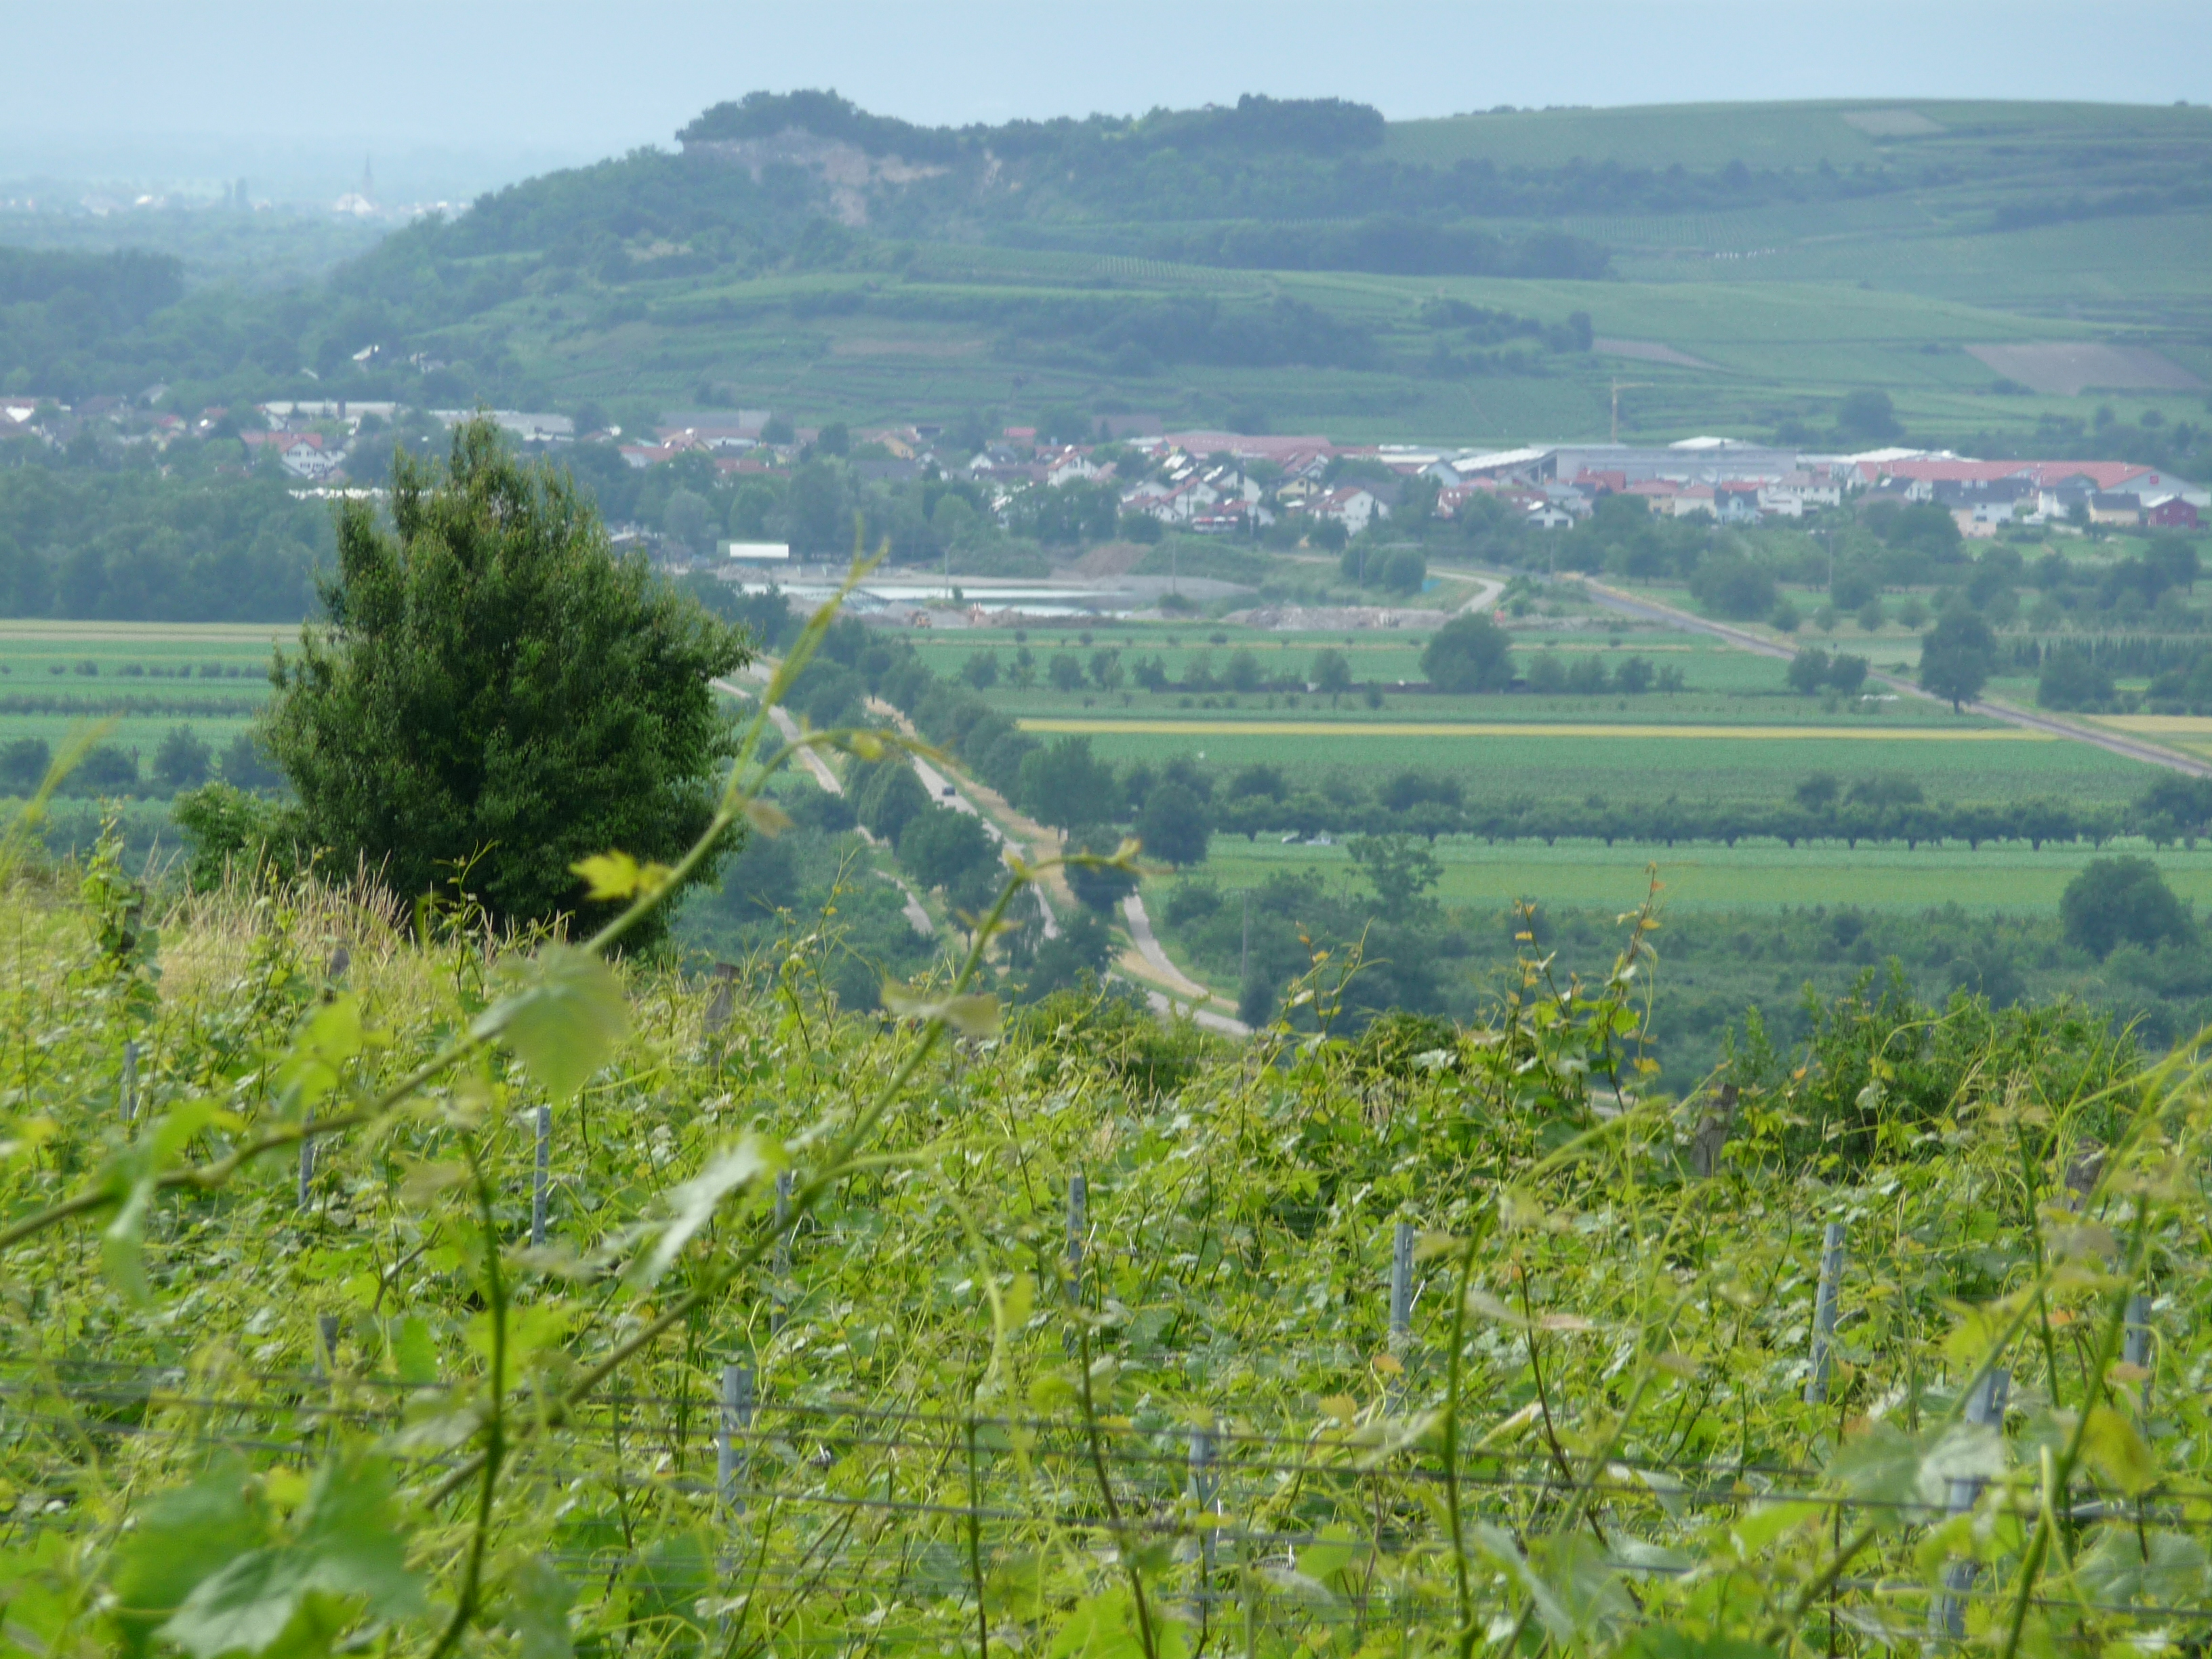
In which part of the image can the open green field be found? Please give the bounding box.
[1050,721,2152,802]
[0,621,285,771]
[1384,97,2212,173]
[911,605,2167,804]
[918,619,1971,729]
[1160,834,2212,916]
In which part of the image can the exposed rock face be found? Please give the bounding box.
[684,127,949,226]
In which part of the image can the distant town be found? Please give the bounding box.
[2,393,2200,560]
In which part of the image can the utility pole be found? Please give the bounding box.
[1240,890,1250,985]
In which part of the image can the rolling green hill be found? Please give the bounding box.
[4,92,2207,447]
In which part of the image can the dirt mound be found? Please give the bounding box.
[1063,541,1151,578]
[1223,605,1450,631]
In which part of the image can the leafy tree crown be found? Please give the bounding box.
[261,419,749,943]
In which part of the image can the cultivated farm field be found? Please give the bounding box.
[1164,836,2212,920]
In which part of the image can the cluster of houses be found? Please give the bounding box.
[3,388,2202,538]
[1860,455,2201,533]
[0,394,580,485]
[0,393,188,456]
[965,429,2205,539]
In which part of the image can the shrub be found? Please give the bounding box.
[1689,552,1776,619]
[2039,651,2117,712]
[1136,780,1210,867]
[1063,825,1139,913]
[1017,736,1120,831]
[220,731,284,792]
[0,737,50,793]
[2061,855,2193,959]
[64,745,140,796]
[1420,613,1513,693]
[856,760,932,844]
[152,724,211,793]
[1919,607,1996,711]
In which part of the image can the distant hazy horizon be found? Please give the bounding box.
[5,0,2207,201]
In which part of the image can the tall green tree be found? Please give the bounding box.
[1919,607,1995,712]
[1136,779,1210,867]
[1018,736,1119,831]
[262,419,748,942]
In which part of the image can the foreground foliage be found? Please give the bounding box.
[3,588,2212,1659]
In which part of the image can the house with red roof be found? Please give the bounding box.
[241,429,340,479]
[1312,485,1388,535]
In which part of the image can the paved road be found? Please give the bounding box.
[906,741,1059,937]
[712,676,847,795]
[1272,552,1502,623]
[1574,576,2212,781]
[1437,571,1506,616]
[877,871,934,937]
[1121,893,1226,1006]
[1130,981,1251,1038]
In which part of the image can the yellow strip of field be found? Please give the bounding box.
[1017,718,2053,741]
[0,620,303,644]
[2093,716,2212,736]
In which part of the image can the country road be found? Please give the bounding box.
[1435,569,1506,616]
[1572,576,2212,781]
[1122,893,1237,1006]
[712,675,846,794]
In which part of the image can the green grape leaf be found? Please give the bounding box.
[2074,1526,2209,1608]
[99,1099,226,1306]
[474,945,628,1101]
[392,1315,438,1387]
[107,1458,263,1659]
[881,985,1000,1038]
[2083,1404,2160,1496]
[506,1556,575,1659]
[626,1136,778,1290]
[276,994,371,1115]
[149,1456,422,1659]
[1046,1585,1183,1659]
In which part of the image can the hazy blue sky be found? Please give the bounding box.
[7,0,2208,186]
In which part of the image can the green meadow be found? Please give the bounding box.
[908,617,2153,806]
[1158,834,2212,917]
[1075,723,2146,803]
[0,621,285,771]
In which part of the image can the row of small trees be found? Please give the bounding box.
[1,727,278,798]
[1208,778,2155,853]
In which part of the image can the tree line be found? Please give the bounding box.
[0,462,331,620]
[1,728,277,799]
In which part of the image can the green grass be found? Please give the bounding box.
[1382,100,1896,170]
[0,623,283,765]
[486,240,2202,449]
[1161,835,2212,916]
[1065,724,2152,801]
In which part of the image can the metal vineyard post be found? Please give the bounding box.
[531,1104,550,1248]
[719,1363,755,1513]
[1805,1222,1845,1405]
[1929,1368,2011,1640]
